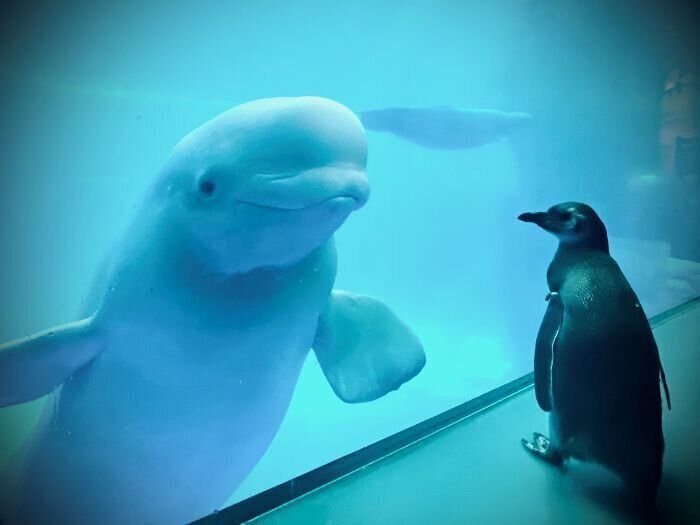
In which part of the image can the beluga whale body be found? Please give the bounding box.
[357,106,531,150]
[0,96,426,524]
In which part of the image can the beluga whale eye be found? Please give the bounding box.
[199,179,216,197]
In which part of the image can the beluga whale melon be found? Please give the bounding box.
[0,96,426,524]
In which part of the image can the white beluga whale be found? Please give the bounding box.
[357,106,531,150]
[0,96,426,524]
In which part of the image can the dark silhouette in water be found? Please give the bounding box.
[357,106,531,150]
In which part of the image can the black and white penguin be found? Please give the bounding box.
[518,202,671,503]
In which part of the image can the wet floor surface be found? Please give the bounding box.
[248,300,700,525]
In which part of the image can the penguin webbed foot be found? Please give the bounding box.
[521,432,564,466]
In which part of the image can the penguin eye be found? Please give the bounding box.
[199,179,216,197]
[559,211,573,221]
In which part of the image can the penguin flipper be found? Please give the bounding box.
[534,292,563,412]
[312,290,425,403]
[0,317,104,407]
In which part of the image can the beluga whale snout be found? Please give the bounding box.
[0,96,425,524]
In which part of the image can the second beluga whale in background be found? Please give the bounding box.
[0,96,425,524]
[357,106,531,150]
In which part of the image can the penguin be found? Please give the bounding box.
[518,202,671,504]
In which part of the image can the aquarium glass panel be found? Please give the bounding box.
[0,0,697,520]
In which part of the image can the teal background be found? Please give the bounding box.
[0,0,698,513]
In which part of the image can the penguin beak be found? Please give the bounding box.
[518,212,546,226]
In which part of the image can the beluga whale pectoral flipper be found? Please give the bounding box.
[0,317,104,407]
[0,96,426,525]
[314,290,425,403]
[357,106,531,150]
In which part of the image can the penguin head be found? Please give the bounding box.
[518,202,609,252]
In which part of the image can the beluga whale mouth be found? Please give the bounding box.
[238,162,370,212]
[239,195,362,212]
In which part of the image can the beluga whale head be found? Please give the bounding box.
[153,96,369,274]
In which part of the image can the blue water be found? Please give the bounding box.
[1,0,698,518]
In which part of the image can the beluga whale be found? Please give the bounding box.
[357,106,531,150]
[0,96,426,524]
